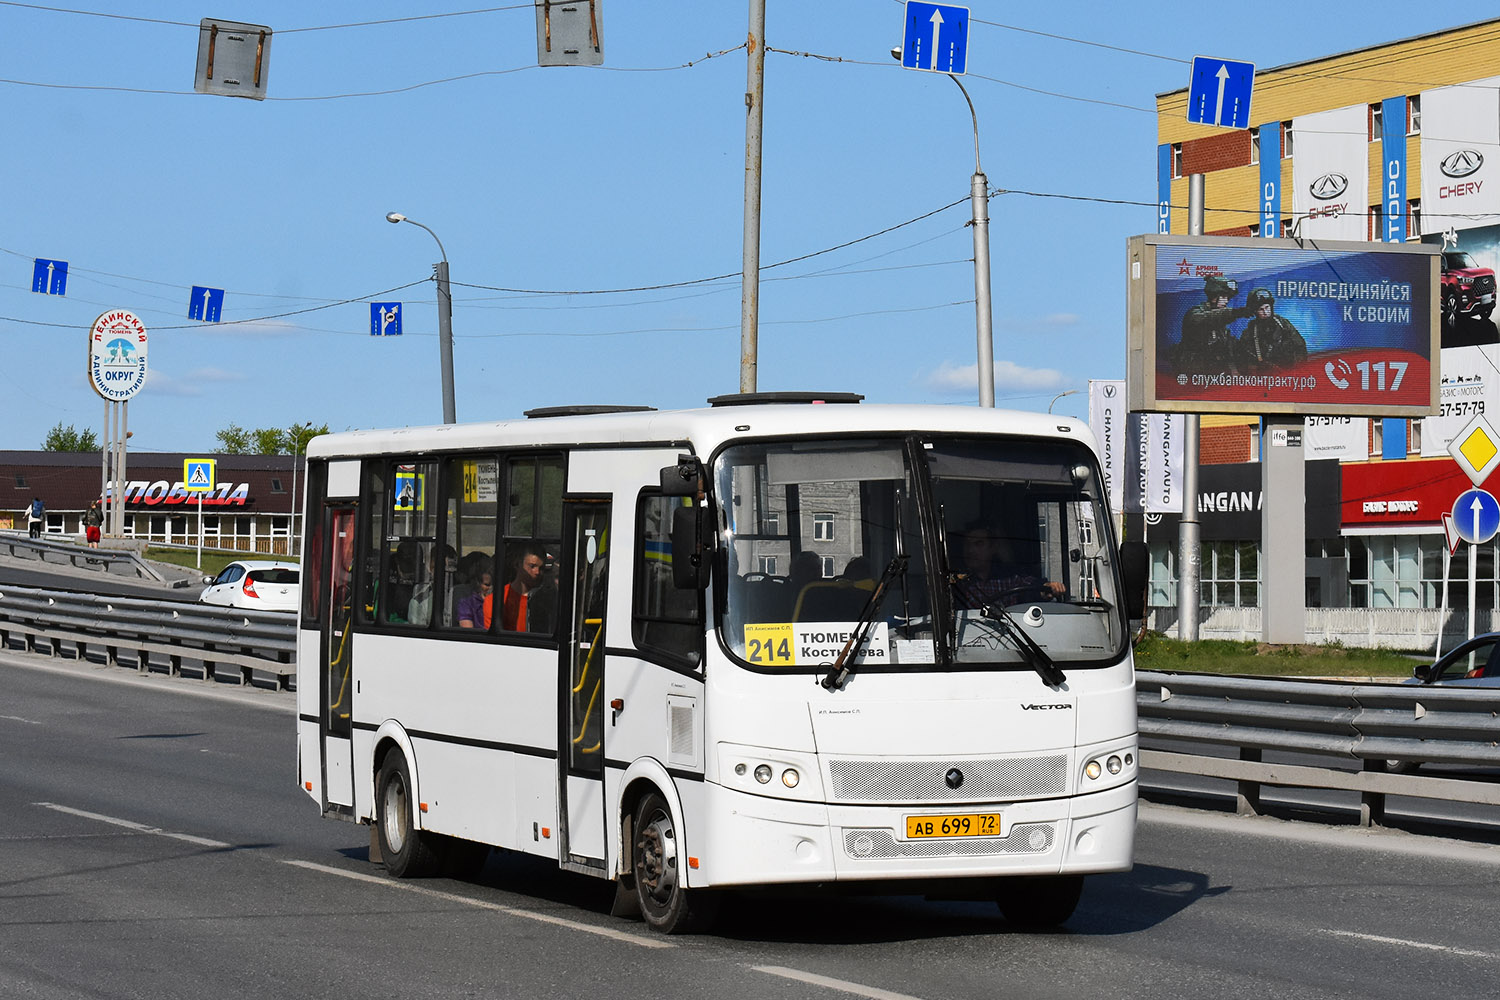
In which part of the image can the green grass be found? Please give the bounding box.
[144,547,288,580]
[1132,632,1423,678]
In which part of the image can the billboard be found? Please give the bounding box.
[1126,234,1439,416]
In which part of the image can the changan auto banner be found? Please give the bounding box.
[1153,242,1435,410]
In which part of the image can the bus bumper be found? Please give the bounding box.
[695,780,1135,888]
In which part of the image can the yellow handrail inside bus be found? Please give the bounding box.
[570,617,602,694]
[572,677,601,753]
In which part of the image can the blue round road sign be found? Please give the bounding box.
[1453,488,1500,544]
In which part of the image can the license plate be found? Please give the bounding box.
[905,812,1002,839]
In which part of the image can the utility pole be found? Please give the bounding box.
[739,0,766,394]
[1178,174,1204,641]
[950,76,994,408]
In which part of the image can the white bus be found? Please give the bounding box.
[296,394,1146,933]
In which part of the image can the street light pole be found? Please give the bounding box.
[1048,389,1081,413]
[385,212,457,424]
[948,74,995,409]
[288,422,308,558]
[891,50,994,408]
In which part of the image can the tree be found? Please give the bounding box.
[215,423,252,454]
[43,423,100,452]
[214,423,329,455]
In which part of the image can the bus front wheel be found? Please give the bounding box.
[996,874,1084,927]
[375,750,443,878]
[631,791,717,934]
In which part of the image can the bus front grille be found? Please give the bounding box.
[827,756,1068,802]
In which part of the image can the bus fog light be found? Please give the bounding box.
[1084,760,1102,780]
[754,764,773,784]
[1106,755,1122,774]
[781,768,800,788]
[734,763,747,776]
[1124,753,1134,767]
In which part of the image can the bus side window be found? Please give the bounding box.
[501,454,565,637]
[633,492,703,664]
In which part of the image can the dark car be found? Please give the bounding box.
[1440,250,1496,329]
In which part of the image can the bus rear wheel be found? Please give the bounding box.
[632,791,717,934]
[996,874,1084,927]
[375,750,443,878]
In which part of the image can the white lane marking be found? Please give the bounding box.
[1323,929,1500,961]
[280,859,673,950]
[752,965,928,1000]
[34,802,231,849]
[0,715,41,724]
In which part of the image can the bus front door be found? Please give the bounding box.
[558,500,610,873]
[321,505,357,808]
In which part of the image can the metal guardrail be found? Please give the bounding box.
[0,584,295,688]
[0,531,169,582]
[1137,669,1500,825]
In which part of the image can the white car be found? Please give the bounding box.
[199,560,300,613]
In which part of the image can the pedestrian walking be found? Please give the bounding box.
[27,497,44,539]
[84,499,104,548]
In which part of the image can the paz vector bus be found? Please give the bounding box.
[295,393,1146,933]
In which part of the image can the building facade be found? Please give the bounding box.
[2,451,305,555]
[1149,19,1500,619]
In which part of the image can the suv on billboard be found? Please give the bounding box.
[1441,249,1496,328]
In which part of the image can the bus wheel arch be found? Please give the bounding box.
[370,729,443,878]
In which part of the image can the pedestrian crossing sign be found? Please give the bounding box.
[394,470,425,512]
[184,459,216,492]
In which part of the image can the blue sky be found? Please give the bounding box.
[0,1,1465,452]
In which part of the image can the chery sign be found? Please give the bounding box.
[87,309,148,401]
[1126,234,1440,417]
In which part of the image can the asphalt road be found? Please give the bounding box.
[4,652,1499,1000]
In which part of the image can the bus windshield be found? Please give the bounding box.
[716,435,1127,674]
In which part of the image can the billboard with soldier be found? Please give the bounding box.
[1126,234,1439,416]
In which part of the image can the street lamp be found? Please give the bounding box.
[288,422,309,558]
[892,48,994,408]
[385,212,457,424]
[1048,389,1081,413]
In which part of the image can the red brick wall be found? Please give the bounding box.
[1181,130,1252,175]
[1209,226,1254,237]
[1200,423,1253,464]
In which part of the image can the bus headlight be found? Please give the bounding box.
[1106,755,1122,775]
[1084,760,1102,780]
[754,764,773,784]
[718,743,824,801]
[781,768,800,788]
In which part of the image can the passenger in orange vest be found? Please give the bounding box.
[501,546,546,631]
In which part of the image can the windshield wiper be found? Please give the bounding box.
[981,604,1067,687]
[821,555,908,692]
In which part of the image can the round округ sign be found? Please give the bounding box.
[88,309,148,401]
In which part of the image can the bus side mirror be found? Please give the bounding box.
[670,505,715,590]
[659,455,703,497]
[1119,540,1147,621]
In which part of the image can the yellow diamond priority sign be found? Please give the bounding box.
[1448,414,1500,487]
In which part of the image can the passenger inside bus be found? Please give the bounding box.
[408,544,457,627]
[457,558,494,628]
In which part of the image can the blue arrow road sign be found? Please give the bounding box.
[189,286,225,322]
[370,302,402,336]
[1187,56,1255,129]
[32,258,68,295]
[901,2,969,75]
[1454,488,1500,544]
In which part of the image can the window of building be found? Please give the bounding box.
[1408,94,1421,134]
[1368,102,1382,141]
[758,555,778,575]
[821,555,836,579]
[1249,223,1259,238]
[813,512,835,541]
[1408,200,1421,239]
[765,510,781,535]
[1171,142,1182,178]
[1146,541,1259,608]
[1368,206,1381,242]
[14,475,26,488]
[270,477,285,493]
[1281,122,1294,158]
[1249,126,1260,165]
[633,492,703,664]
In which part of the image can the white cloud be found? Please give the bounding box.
[923,359,1070,395]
